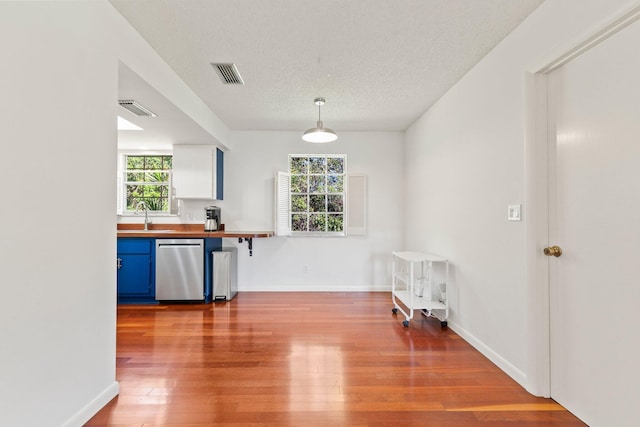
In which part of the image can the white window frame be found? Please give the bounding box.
[275,170,367,237]
[290,154,347,236]
[117,151,176,216]
[276,154,358,237]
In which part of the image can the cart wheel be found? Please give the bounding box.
[392,308,398,314]
[441,321,448,327]
[402,320,409,327]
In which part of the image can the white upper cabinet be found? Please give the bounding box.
[173,145,224,200]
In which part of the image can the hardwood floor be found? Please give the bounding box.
[86,292,584,426]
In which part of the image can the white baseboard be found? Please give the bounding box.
[239,284,392,292]
[448,321,527,387]
[62,381,119,427]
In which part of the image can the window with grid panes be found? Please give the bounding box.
[123,155,172,213]
[289,155,346,234]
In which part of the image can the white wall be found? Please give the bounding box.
[0,3,118,426]
[121,131,404,290]
[119,130,405,291]
[403,0,640,391]
[0,1,228,425]
[109,10,231,150]
[221,131,404,291]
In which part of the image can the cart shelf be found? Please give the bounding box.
[391,251,449,327]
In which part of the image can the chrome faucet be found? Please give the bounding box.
[135,200,151,230]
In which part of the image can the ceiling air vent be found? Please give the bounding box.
[211,63,245,85]
[118,100,157,117]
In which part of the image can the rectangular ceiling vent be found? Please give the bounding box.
[118,100,157,117]
[211,63,245,85]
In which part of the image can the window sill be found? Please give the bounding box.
[289,232,347,237]
[118,213,179,218]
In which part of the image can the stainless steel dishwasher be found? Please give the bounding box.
[155,239,204,301]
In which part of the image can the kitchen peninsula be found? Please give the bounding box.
[117,223,273,240]
[116,224,273,303]
[117,224,272,256]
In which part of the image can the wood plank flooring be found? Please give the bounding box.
[86,292,584,426]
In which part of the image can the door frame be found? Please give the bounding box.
[523,4,640,397]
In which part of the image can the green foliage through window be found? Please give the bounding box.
[124,155,172,213]
[289,155,345,233]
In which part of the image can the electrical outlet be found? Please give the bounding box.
[303,265,309,274]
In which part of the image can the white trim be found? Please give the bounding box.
[118,152,175,215]
[529,4,640,74]
[239,284,392,292]
[449,322,528,387]
[524,2,640,398]
[61,381,119,427]
[289,231,346,237]
[116,173,123,216]
[118,149,173,156]
[524,72,551,397]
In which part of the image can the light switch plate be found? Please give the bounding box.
[508,204,522,221]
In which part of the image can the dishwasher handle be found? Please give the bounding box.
[157,243,203,248]
[156,238,204,248]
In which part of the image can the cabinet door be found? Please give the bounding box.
[117,253,152,296]
[215,147,223,200]
[117,238,153,254]
[173,145,223,199]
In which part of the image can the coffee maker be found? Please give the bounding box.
[204,206,221,231]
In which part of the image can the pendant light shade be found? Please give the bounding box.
[302,97,337,143]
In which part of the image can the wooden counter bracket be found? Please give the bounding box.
[238,237,253,256]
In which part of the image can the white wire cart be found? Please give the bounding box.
[391,251,449,327]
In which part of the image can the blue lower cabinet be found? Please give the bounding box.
[117,238,155,303]
[117,236,222,304]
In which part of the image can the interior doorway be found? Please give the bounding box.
[527,9,640,427]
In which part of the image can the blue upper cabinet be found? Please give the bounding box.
[216,147,224,200]
[173,145,224,200]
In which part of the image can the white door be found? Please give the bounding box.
[547,19,640,427]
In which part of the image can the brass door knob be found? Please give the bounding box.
[543,246,563,257]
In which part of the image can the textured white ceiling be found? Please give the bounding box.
[110,0,544,133]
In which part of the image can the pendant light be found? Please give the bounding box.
[302,97,338,143]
